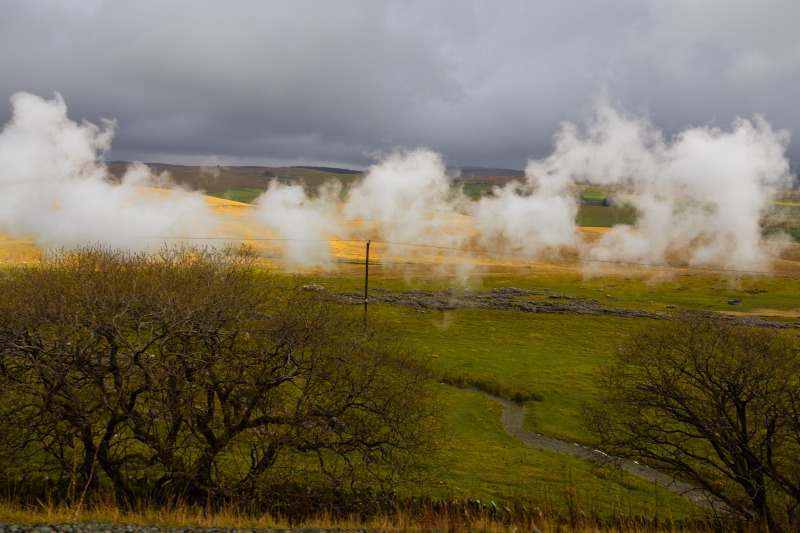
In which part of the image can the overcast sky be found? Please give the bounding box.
[1,0,798,170]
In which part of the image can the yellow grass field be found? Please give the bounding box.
[3,187,800,283]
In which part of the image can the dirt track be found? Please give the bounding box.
[474,389,723,510]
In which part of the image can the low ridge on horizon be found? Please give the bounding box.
[106,161,527,179]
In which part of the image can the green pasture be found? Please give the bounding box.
[372,306,640,443]
[459,182,497,199]
[579,190,607,201]
[576,204,637,227]
[264,173,363,194]
[206,187,268,203]
[303,268,798,516]
[763,226,800,242]
[4,256,795,519]
[206,173,362,203]
[311,270,799,446]
[432,386,698,518]
[762,202,800,242]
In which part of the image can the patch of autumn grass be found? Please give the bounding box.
[0,497,720,533]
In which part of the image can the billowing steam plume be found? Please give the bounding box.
[0,91,794,273]
[0,92,216,249]
[343,150,472,253]
[253,180,342,265]
[540,97,793,271]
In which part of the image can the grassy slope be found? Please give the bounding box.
[433,387,698,518]
[372,305,642,443]
[298,269,796,519]
[576,204,637,227]
[0,264,791,522]
[0,267,699,519]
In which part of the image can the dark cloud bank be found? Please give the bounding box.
[1,0,798,169]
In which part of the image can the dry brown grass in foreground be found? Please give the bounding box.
[0,498,757,533]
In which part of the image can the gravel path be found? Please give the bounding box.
[475,389,721,510]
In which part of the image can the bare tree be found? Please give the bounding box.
[586,312,800,531]
[0,245,441,510]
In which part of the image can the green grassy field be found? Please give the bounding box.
[206,186,268,203]
[376,306,641,442]
[579,190,608,202]
[206,173,363,203]
[761,201,800,242]
[300,268,799,519]
[1,257,796,527]
[576,204,637,227]
[459,182,497,199]
[431,386,698,518]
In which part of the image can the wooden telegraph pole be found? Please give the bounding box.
[363,240,370,335]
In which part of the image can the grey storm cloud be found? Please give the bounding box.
[0,0,798,169]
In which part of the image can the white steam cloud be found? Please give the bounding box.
[547,97,792,270]
[343,149,472,253]
[253,180,341,266]
[472,157,579,257]
[0,91,794,273]
[0,92,216,249]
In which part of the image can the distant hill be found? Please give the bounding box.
[104,161,532,203]
[105,162,364,192]
[451,167,526,192]
[293,165,362,175]
[452,166,525,179]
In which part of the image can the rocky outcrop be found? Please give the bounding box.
[333,287,796,328]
